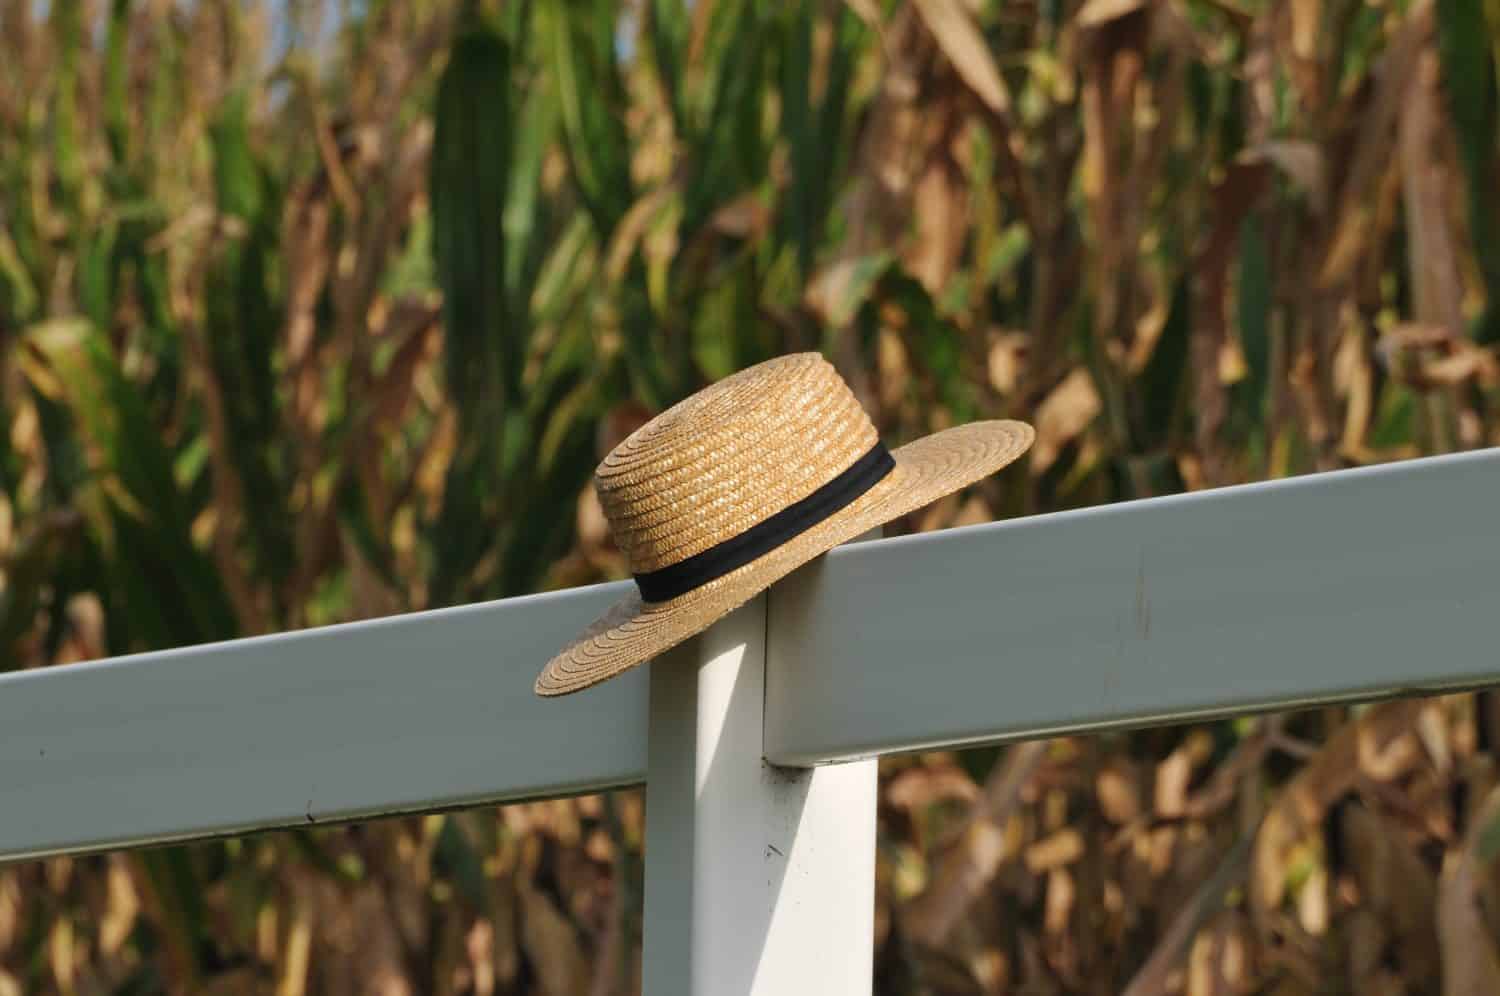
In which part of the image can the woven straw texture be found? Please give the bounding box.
[536,353,1033,696]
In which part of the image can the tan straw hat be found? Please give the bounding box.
[535,352,1034,696]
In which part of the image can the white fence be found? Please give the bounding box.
[3,448,1498,992]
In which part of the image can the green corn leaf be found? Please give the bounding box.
[690,253,768,380]
[542,0,633,234]
[808,7,861,226]
[146,13,182,169]
[104,0,133,163]
[1370,381,1417,450]
[1475,800,1500,864]
[1233,210,1271,435]
[684,2,769,232]
[429,20,517,603]
[434,815,492,911]
[498,420,596,596]
[504,58,561,315]
[1,115,46,314]
[288,828,365,884]
[29,386,91,506]
[778,3,864,281]
[529,213,598,325]
[1435,0,1500,343]
[206,93,296,609]
[0,224,40,324]
[210,90,264,222]
[24,320,237,649]
[814,251,893,330]
[778,4,817,278]
[335,473,401,593]
[432,22,514,414]
[1135,277,1192,453]
[535,377,598,473]
[77,222,118,330]
[688,0,751,132]
[0,512,81,669]
[647,0,689,132]
[880,269,977,423]
[137,848,211,985]
[49,0,84,212]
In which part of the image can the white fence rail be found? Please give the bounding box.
[765,447,1500,764]
[0,583,648,862]
[3,449,1498,992]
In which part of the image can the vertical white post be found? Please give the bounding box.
[641,589,878,995]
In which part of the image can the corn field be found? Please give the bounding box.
[2,0,1499,990]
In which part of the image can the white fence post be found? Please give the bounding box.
[640,591,878,995]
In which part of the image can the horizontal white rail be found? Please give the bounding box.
[0,584,647,862]
[764,449,1500,764]
[2,449,1497,863]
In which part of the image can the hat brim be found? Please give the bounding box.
[535,419,1034,696]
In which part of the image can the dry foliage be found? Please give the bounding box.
[2,0,1499,991]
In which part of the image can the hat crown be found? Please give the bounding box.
[595,353,880,576]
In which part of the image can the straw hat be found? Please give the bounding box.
[535,353,1033,696]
